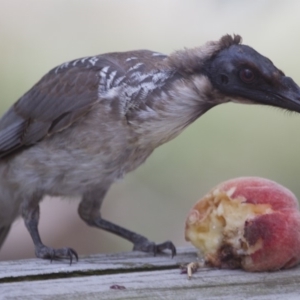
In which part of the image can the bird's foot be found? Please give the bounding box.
[35,245,78,265]
[132,237,176,257]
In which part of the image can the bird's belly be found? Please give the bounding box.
[6,141,153,198]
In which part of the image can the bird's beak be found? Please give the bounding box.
[273,76,300,113]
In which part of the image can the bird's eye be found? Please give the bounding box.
[239,68,255,83]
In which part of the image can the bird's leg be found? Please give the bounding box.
[22,196,78,264]
[78,188,176,257]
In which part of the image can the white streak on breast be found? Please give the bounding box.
[129,71,144,81]
[97,59,172,117]
[123,70,170,105]
[151,71,169,83]
[128,63,144,72]
[106,70,117,89]
[98,66,111,93]
[72,59,80,66]
[99,66,110,77]
[113,75,126,86]
[125,57,138,62]
[152,52,165,57]
[54,55,103,73]
[89,57,99,66]
[54,62,70,73]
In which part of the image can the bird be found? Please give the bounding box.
[0,34,300,263]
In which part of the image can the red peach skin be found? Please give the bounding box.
[185,177,300,271]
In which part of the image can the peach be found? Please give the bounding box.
[185,177,300,272]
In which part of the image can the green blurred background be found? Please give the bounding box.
[1,0,300,260]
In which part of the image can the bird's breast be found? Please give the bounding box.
[3,119,154,198]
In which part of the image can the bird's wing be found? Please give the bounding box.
[0,56,121,158]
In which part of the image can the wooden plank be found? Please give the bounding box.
[0,247,196,281]
[1,247,300,299]
[1,264,300,299]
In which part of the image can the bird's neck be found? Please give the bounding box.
[126,74,219,148]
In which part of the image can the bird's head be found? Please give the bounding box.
[203,35,300,112]
[169,34,300,113]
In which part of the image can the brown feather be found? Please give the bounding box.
[0,63,103,156]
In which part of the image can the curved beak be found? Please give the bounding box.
[272,76,300,113]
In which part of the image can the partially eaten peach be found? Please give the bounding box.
[185,177,300,273]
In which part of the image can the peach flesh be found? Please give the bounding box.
[185,177,300,271]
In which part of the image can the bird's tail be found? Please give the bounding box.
[0,225,11,249]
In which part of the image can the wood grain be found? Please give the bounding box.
[1,247,300,299]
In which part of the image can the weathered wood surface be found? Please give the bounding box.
[1,247,300,300]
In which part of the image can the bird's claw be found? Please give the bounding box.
[133,238,176,258]
[35,245,78,265]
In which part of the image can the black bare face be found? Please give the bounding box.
[204,44,300,112]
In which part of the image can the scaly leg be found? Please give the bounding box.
[22,197,78,264]
[78,187,176,257]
